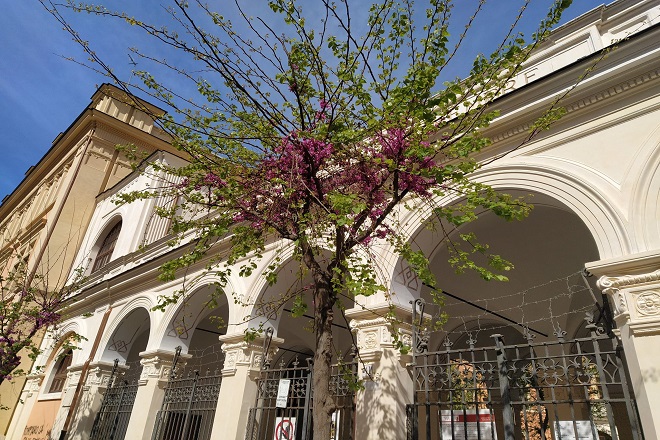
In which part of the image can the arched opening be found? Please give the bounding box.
[91,307,150,440]
[245,255,357,440]
[151,284,229,440]
[403,191,639,440]
[251,254,356,363]
[100,307,150,365]
[403,192,601,344]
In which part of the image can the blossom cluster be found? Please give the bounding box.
[191,105,439,245]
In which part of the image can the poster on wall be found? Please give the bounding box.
[440,409,498,440]
[274,417,296,440]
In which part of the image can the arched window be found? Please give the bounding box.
[48,350,73,393]
[92,221,122,272]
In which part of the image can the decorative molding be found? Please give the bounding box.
[490,67,660,145]
[139,350,185,385]
[349,317,391,331]
[25,374,45,398]
[350,316,412,367]
[598,270,660,324]
[598,270,660,291]
[219,334,282,379]
[84,362,127,390]
[635,291,660,317]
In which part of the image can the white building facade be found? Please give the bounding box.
[6,1,660,439]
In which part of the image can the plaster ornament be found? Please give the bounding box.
[635,291,660,316]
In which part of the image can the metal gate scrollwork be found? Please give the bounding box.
[408,297,644,440]
[89,359,142,440]
[246,328,357,440]
[151,344,224,440]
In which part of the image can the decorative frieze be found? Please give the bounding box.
[82,361,126,391]
[219,333,282,380]
[349,314,412,368]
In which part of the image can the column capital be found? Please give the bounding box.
[138,349,189,385]
[83,360,125,390]
[219,332,283,379]
[596,268,660,334]
[24,373,45,398]
[346,305,413,368]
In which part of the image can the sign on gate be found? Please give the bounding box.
[554,421,599,439]
[276,379,291,408]
[441,409,498,440]
[274,417,296,440]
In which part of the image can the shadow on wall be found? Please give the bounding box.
[360,349,411,440]
[65,388,104,440]
[641,367,659,383]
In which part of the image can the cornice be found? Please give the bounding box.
[598,269,660,291]
[489,66,660,145]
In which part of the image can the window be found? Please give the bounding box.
[48,350,73,393]
[92,221,122,272]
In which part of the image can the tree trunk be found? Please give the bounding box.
[311,279,335,440]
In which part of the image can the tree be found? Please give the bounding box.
[0,252,84,388]
[43,1,574,438]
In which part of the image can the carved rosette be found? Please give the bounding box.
[635,291,660,317]
[219,334,282,380]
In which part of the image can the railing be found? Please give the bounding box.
[246,353,357,440]
[89,360,142,440]
[408,299,644,440]
[151,345,224,440]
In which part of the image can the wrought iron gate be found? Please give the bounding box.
[408,298,644,440]
[89,359,142,440]
[246,331,357,440]
[151,344,224,440]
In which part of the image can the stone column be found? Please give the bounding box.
[347,305,414,440]
[123,349,183,440]
[588,253,660,439]
[209,332,283,440]
[60,361,120,440]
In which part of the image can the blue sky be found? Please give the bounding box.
[0,0,607,200]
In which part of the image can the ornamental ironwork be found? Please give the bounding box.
[151,344,224,440]
[408,298,644,440]
[89,359,142,440]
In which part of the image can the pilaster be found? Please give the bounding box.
[61,361,121,440]
[347,305,413,440]
[210,332,282,440]
[124,349,182,440]
[588,252,660,439]
[4,374,44,440]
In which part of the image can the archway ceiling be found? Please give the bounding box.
[423,202,600,342]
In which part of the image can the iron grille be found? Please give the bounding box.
[409,299,644,440]
[246,353,357,440]
[89,359,142,440]
[151,344,224,440]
